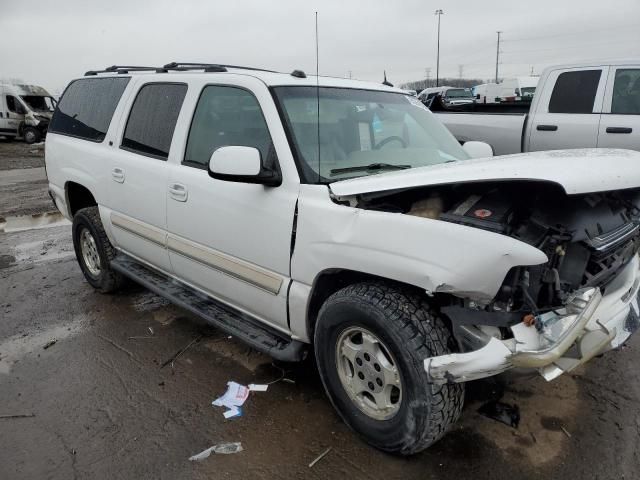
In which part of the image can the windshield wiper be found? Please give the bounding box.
[330,163,411,176]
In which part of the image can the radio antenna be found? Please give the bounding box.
[315,11,321,183]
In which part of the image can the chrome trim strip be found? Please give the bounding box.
[167,235,283,295]
[110,213,166,247]
[588,223,639,252]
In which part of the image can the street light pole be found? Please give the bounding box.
[435,9,443,87]
[495,31,502,83]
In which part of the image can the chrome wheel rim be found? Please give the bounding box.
[335,326,402,420]
[80,228,101,276]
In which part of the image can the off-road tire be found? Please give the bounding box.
[72,206,124,293]
[314,282,464,455]
[22,127,41,144]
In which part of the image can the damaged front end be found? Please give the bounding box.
[339,180,640,383]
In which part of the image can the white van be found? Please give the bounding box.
[0,84,56,143]
[473,77,538,104]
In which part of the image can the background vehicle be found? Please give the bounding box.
[472,77,538,104]
[434,60,640,155]
[0,83,55,143]
[45,63,640,455]
[418,86,475,107]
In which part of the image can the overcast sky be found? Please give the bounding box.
[1,0,639,94]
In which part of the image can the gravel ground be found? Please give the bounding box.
[1,144,640,479]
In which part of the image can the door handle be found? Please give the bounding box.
[111,167,125,183]
[536,124,558,131]
[606,127,632,134]
[168,183,188,202]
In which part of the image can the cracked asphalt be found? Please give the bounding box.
[1,141,639,479]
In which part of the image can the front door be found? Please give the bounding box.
[528,67,608,152]
[167,80,298,332]
[107,81,188,273]
[3,95,24,136]
[598,65,640,151]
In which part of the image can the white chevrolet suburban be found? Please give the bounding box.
[46,63,640,454]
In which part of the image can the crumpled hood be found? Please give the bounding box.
[329,148,640,197]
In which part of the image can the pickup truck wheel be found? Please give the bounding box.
[22,127,41,144]
[72,206,124,293]
[314,282,464,455]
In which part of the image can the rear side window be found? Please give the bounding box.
[548,70,602,114]
[184,86,274,168]
[49,77,130,142]
[121,83,187,159]
[611,68,640,114]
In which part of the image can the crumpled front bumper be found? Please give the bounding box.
[425,254,640,384]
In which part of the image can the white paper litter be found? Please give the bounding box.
[223,407,242,419]
[212,381,250,409]
[248,383,269,392]
[189,442,243,461]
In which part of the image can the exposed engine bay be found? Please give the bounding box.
[345,181,640,318]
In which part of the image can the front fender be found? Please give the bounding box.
[292,185,547,302]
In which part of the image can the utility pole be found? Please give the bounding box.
[435,9,444,87]
[458,64,464,79]
[348,70,352,79]
[425,67,431,88]
[495,31,502,83]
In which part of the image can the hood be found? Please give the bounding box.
[329,149,640,197]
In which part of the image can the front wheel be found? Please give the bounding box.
[314,282,464,455]
[22,127,41,144]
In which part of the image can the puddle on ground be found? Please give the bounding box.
[0,316,87,374]
[0,212,69,233]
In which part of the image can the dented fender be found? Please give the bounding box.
[292,185,548,301]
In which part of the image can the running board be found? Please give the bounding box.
[111,254,306,362]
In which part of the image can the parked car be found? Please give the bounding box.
[436,60,640,155]
[472,77,538,104]
[0,83,56,143]
[418,86,475,107]
[46,63,640,455]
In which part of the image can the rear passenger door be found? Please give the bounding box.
[527,68,607,152]
[598,66,640,150]
[107,82,187,273]
[166,81,298,332]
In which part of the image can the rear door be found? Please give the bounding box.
[597,65,640,150]
[107,81,187,273]
[528,67,608,152]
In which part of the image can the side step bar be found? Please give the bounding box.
[111,254,307,362]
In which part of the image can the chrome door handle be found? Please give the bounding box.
[168,183,188,202]
[111,167,125,183]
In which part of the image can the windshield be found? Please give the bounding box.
[272,87,470,182]
[20,95,56,112]
[445,88,473,99]
[520,87,536,97]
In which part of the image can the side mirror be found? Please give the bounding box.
[462,141,494,158]
[208,146,281,186]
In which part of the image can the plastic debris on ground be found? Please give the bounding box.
[189,442,243,461]
[212,381,269,418]
[477,400,520,428]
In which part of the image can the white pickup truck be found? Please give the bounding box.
[46,63,640,455]
[437,60,640,155]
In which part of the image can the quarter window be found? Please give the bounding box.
[611,68,640,114]
[121,83,187,160]
[548,70,602,114]
[49,77,130,142]
[184,86,274,168]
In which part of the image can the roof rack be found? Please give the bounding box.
[85,65,165,76]
[163,62,278,73]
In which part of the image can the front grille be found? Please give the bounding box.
[582,224,640,288]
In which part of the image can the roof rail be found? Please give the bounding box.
[84,65,166,76]
[163,62,278,73]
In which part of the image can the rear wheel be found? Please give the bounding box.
[72,206,124,293]
[314,282,464,455]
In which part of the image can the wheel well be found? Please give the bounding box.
[66,182,97,217]
[306,269,426,341]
